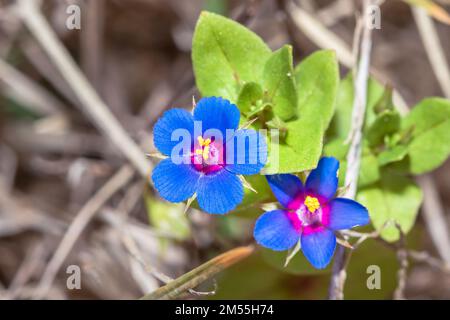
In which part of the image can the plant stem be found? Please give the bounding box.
[328,0,374,300]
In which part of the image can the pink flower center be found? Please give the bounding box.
[287,195,329,232]
[191,135,224,174]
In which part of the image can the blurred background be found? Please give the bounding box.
[0,0,450,299]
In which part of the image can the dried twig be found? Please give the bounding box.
[287,0,353,68]
[32,165,135,299]
[393,225,409,300]
[20,39,79,106]
[0,57,65,116]
[15,0,151,178]
[407,250,450,273]
[141,245,255,300]
[417,176,450,263]
[80,0,104,91]
[328,0,375,300]
[412,6,450,98]
[412,6,450,265]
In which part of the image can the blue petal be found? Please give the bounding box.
[327,198,370,230]
[305,157,339,201]
[153,108,194,156]
[266,174,303,209]
[196,170,243,214]
[254,210,300,251]
[225,129,267,175]
[193,97,240,134]
[301,228,336,269]
[152,158,200,202]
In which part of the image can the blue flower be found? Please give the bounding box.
[152,97,267,214]
[254,157,370,269]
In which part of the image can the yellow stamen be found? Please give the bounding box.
[304,196,320,213]
[202,145,210,160]
[196,136,212,161]
[197,136,211,147]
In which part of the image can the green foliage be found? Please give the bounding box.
[262,45,297,121]
[212,225,423,299]
[401,98,450,174]
[357,172,423,242]
[193,12,339,174]
[192,12,271,102]
[329,73,385,140]
[324,73,440,242]
[377,145,408,166]
[191,11,450,254]
[366,110,401,148]
[295,50,339,130]
[264,50,339,174]
[237,82,264,116]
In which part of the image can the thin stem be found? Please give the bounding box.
[328,0,374,300]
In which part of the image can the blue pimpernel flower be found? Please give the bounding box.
[152,97,267,214]
[254,157,370,269]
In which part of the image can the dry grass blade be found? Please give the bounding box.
[412,6,450,98]
[328,0,375,300]
[404,0,450,25]
[141,245,255,300]
[418,176,450,263]
[14,0,151,178]
[33,165,135,299]
[0,57,65,116]
[287,0,353,68]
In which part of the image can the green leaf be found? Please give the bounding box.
[141,245,255,299]
[373,86,395,114]
[402,97,450,174]
[236,82,264,115]
[263,50,339,174]
[328,73,385,140]
[357,171,423,242]
[323,139,380,188]
[263,119,325,174]
[377,145,408,166]
[366,110,401,148]
[359,148,381,187]
[323,138,348,160]
[295,50,339,129]
[192,11,271,102]
[263,45,297,121]
[144,195,191,241]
